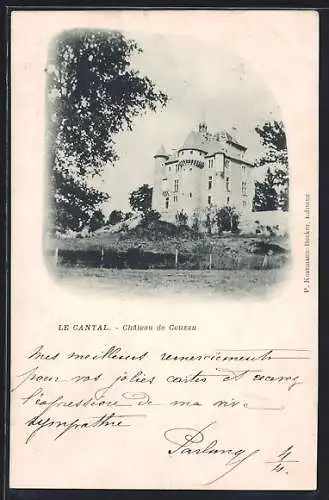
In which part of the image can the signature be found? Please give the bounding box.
[164,421,260,485]
[25,406,146,444]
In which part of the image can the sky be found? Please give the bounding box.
[96,31,282,214]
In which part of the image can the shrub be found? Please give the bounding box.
[175,210,188,227]
[214,206,240,235]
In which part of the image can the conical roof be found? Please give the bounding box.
[154,144,168,158]
[180,130,207,152]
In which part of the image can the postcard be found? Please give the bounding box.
[10,10,318,490]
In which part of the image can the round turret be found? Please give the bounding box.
[153,144,169,159]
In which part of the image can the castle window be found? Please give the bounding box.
[175,165,179,172]
[242,181,247,196]
[174,179,179,192]
[189,192,193,198]
[190,150,193,155]
[226,196,230,205]
[242,200,247,208]
[242,165,246,173]
[173,195,178,202]
[209,159,214,168]
[208,176,213,190]
[165,197,169,209]
[208,195,212,205]
[226,176,230,192]
[169,166,171,172]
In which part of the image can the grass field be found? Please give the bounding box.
[47,228,290,296]
[53,267,289,298]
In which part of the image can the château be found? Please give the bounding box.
[152,122,255,222]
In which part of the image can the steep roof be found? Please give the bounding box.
[180,130,207,152]
[154,144,168,158]
[219,131,247,150]
[179,128,246,154]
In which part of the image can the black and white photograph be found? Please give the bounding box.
[10,10,318,491]
[44,26,291,297]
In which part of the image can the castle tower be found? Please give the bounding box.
[198,113,209,142]
[198,121,207,134]
[152,145,168,213]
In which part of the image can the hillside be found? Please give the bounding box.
[45,222,290,271]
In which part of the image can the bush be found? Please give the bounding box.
[191,213,201,237]
[214,206,240,235]
[141,209,161,226]
[175,210,188,227]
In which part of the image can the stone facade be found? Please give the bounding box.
[152,122,255,223]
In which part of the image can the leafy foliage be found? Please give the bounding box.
[108,209,124,226]
[175,210,188,227]
[142,209,161,227]
[214,206,240,234]
[89,210,106,233]
[191,213,201,236]
[205,213,213,235]
[47,29,168,233]
[253,168,279,212]
[50,168,108,233]
[124,212,133,221]
[254,120,288,211]
[255,121,287,153]
[129,184,153,216]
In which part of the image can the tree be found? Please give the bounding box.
[205,213,213,236]
[50,168,108,233]
[47,29,168,233]
[175,210,188,227]
[191,212,200,237]
[254,120,288,211]
[142,209,161,226]
[124,212,133,221]
[129,184,153,218]
[253,168,279,212]
[89,209,106,233]
[214,206,240,234]
[108,209,124,226]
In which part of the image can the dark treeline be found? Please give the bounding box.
[46,245,288,271]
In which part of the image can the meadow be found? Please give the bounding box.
[45,225,290,296]
[53,267,288,298]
